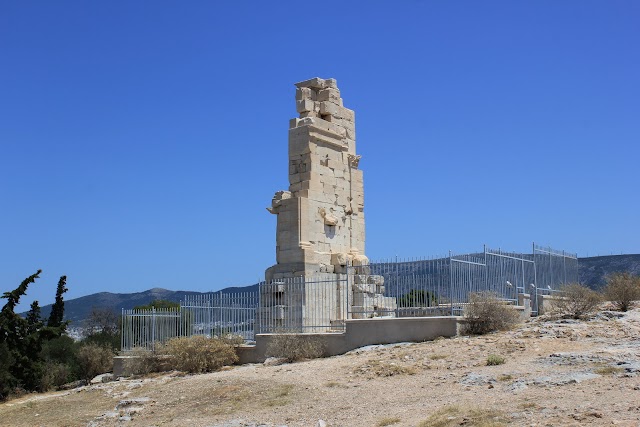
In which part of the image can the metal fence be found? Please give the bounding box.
[121,243,579,349]
[182,292,258,340]
[532,244,578,314]
[350,244,577,318]
[121,292,258,352]
[354,256,451,317]
[121,308,184,352]
[258,274,348,334]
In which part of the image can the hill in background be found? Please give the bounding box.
[29,284,258,325]
[578,254,640,289]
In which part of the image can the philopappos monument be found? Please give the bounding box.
[265,77,369,280]
[262,78,395,325]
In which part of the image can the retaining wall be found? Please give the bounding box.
[238,315,460,364]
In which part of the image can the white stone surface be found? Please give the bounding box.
[264,78,393,327]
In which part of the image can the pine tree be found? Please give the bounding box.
[1,271,70,399]
[26,301,42,334]
[47,275,67,329]
[0,270,42,400]
[1,270,41,315]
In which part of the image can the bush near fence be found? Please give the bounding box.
[604,272,640,312]
[460,291,520,335]
[265,333,327,362]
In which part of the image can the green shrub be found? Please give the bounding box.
[554,283,602,319]
[265,334,326,362]
[76,343,114,380]
[486,354,505,366]
[40,362,71,391]
[461,292,519,335]
[604,272,640,312]
[162,335,238,373]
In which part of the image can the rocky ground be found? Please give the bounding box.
[2,306,640,427]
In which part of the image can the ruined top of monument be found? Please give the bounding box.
[265,77,369,281]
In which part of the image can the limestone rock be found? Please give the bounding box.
[90,373,114,384]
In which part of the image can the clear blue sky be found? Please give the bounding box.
[1,1,638,312]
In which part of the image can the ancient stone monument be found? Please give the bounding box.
[262,78,395,326]
[265,77,368,280]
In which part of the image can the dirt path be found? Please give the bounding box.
[2,308,640,427]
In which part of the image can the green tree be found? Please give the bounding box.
[0,271,71,399]
[47,275,68,329]
[0,270,42,399]
[26,301,43,335]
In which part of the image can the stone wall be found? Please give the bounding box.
[237,316,462,364]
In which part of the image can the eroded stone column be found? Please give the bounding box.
[266,77,367,280]
[263,78,395,325]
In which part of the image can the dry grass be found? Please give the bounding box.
[377,416,401,426]
[125,347,163,375]
[497,374,513,381]
[162,335,238,373]
[76,343,114,380]
[461,292,520,335]
[418,405,507,427]
[428,353,448,360]
[553,283,602,319]
[0,389,116,427]
[594,366,624,375]
[147,379,297,421]
[324,381,348,388]
[262,384,295,407]
[519,401,541,410]
[604,272,640,312]
[265,334,326,362]
[207,385,252,416]
[357,359,418,377]
[486,354,505,366]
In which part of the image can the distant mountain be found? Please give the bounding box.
[578,254,640,289]
[26,284,258,326]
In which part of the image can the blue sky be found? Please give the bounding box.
[1,1,638,312]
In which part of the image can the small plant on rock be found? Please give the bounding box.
[604,272,640,312]
[554,283,602,319]
[486,354,505,366]
[461,291,520,335]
